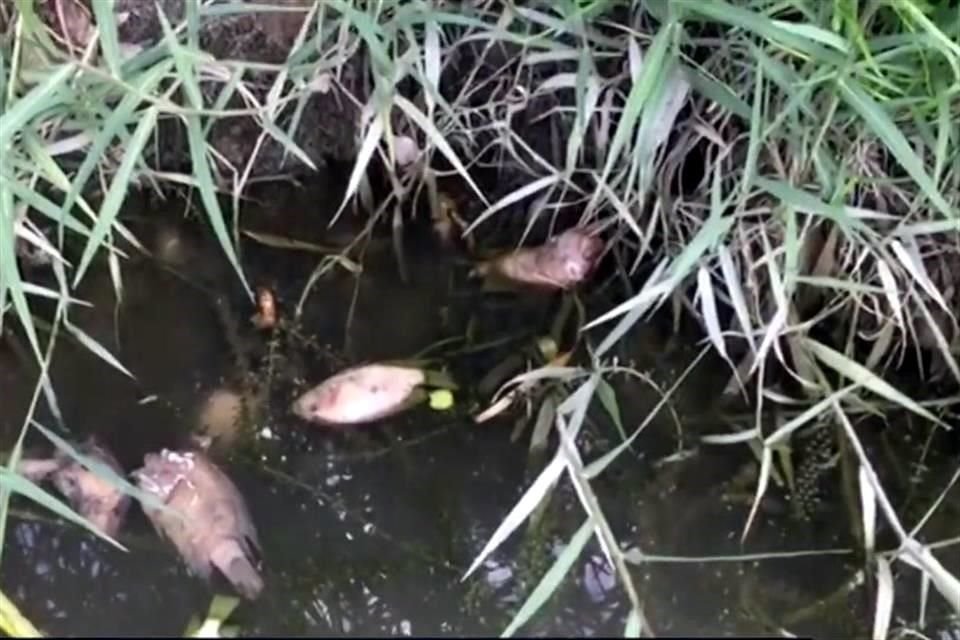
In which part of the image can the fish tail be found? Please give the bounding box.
[211,542,264,600]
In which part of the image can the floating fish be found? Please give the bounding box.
[292,363,430,426]
[293,362,460,427]
[17,438,131,539]
[474,228,604,291]
[133,448,264,600]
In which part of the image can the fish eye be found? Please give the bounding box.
[308,402,318,413]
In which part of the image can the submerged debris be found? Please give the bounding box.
[292,363,430,427]
[474,227,604,291]
[251,286,278,330]
[132,448,264,600]
[16,438,131,539]
[196,388,247,452]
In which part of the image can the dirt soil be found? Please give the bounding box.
[16,0,362,179]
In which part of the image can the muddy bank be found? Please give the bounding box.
[5,0,360,179]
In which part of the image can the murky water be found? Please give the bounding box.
[2,184,958,638]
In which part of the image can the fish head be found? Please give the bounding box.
[553,229,603,286]
[133,449,194,499]
[52,463,130,538]
[292,386,334,423]
[84,492,131,539]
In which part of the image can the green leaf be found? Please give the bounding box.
[184,594,241,637]
[587,21,676,214]
[837,77,955,220]
[72,106,159,288]
[803,338,946,427]
[0,63,77,150]
[91,1,123,78]
[595,378,625,439]
[31,421,178,517]
[0,589,43,638]
[501,517,594,637]
[0,468,126,550]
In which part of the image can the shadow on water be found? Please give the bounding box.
[2,179,959,638]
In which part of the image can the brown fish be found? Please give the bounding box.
[17,438,131,539]
[292,363,428,427]
[132,448,264,600]
[475,228,604,291]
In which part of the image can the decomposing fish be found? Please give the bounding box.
[16,438,131,539]
[292,363,430,426]
[132,448,264,600]
[474,227,604,291]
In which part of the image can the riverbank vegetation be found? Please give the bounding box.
[1,0,958,637]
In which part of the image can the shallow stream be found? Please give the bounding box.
[1,183,958,638]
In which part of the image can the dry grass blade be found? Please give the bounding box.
[718,245,756,353]
[331,103,385,224]
[804,337,946,427]
[63,321,134,379]
[764,385,856,446]
[697,263,733,368]
[860,465,877,558]
[464,175,561,237]
[837,77,955,220]
[586,20,676,214]
[741,445,773,543]
[872,556,894,640]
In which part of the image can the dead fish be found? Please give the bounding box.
[475,228,604,291]
[16,438,131,539]
[132,448,264,600]
[292,363,428,426]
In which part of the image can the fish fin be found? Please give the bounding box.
[210,541,263,600]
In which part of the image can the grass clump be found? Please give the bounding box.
[0,0,958,637]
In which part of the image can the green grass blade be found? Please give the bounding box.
[804,337,946,427]
[393,94,489,207]
[63,321,135,378]
[0,63,76,150]
[501,517,594,637]
[90,1,123,78]
[462,454,566,581]
[587,21,676,213]
[185,114,253,299]
[0,468,126,550]
[72,106,158,288]
[59,59,174,223]
[0,589,43,638]
[30,421,172,515]
[837,77,956,220]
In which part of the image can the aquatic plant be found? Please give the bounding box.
[0,0,957,637]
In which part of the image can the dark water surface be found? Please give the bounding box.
[1,185,958,638]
